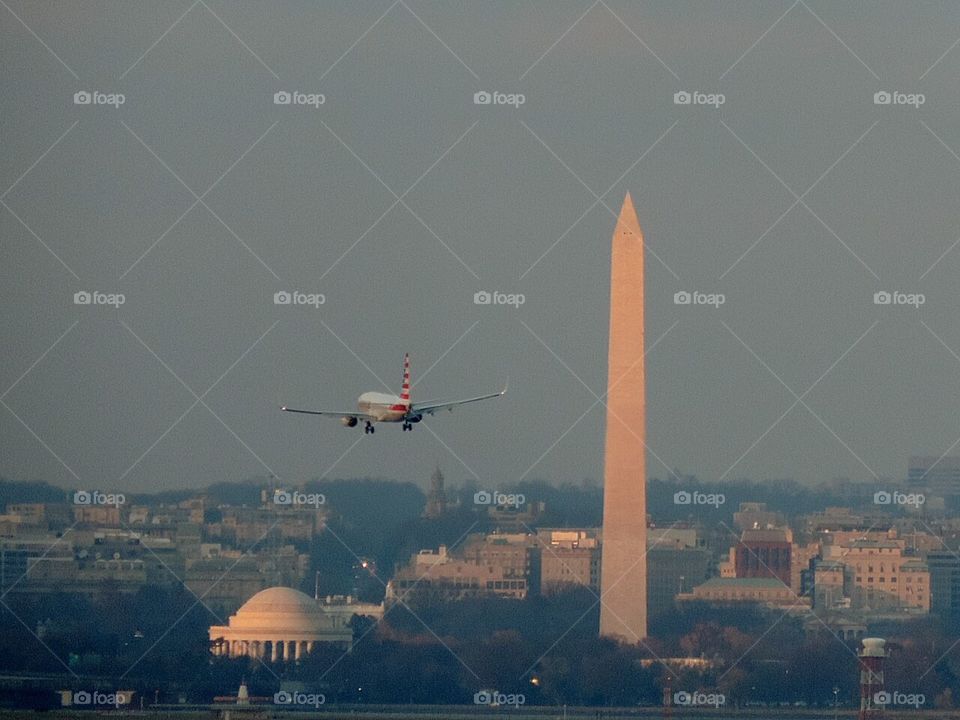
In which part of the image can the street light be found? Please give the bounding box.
[833,686,839,720]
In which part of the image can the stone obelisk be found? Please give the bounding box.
[599,192,647,641]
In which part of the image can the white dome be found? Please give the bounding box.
[238,587,318,614]
[229,587,326,633]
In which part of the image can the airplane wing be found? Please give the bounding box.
[409,381,507,417]
[280,406,376,420]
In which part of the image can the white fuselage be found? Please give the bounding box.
[357,392,408,422]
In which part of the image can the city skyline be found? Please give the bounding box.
[5,3,960,714]
[2,468,958,711]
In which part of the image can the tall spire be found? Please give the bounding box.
[424,464,447,518]
[599,192,647,642]
[615,191,641,238]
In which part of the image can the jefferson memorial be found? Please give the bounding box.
[209,586,382,661]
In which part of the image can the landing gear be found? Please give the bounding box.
[402,422,413,431]
[364,421,375,434]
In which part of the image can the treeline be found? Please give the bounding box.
[2,473,887,527]
[4,587,959,708]
[0,478,68,506]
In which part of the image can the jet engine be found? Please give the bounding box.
[341,416,358,427]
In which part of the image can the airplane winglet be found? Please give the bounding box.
[501,377,509,396]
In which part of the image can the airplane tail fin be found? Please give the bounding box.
[400,353,411,407]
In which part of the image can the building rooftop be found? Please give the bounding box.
[815,559,845,570]
[740,528,792,543]
[697,577,789,589]
[846,539,901,549]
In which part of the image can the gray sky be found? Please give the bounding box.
[3,1,960,493]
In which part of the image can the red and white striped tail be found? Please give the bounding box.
[399,353,411,406]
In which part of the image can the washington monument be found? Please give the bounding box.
[599,192,647,641]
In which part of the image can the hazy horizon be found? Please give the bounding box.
[4,2,960,492]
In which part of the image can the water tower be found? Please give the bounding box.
[858,637,887,720]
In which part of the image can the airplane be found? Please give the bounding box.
[281,353,506,434]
